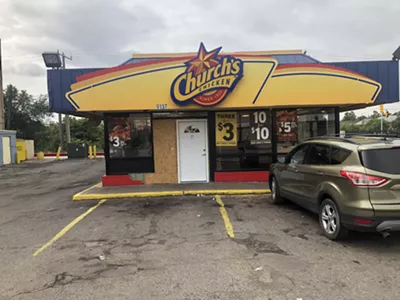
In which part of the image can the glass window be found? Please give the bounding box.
[360,148,400,174]
[216,110,272,171]
[331,147,351,165]
[305,144,330,165]
[107,114,152,159]
[276,108,336,155]
[216,155,272,171]
[287,145,309,165]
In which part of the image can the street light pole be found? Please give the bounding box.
[61,52,72,144]
[0,39,4,130]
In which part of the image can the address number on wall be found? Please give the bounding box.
[156,104,168,110]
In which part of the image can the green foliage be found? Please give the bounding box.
[341,110,396,135]
[3,84,104,152]
[342,111,357,122]
[4,84,50,140]
[68,118,104,150]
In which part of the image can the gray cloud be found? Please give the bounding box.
[4,62,44,77]
[0,0,399,117]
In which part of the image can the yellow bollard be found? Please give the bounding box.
[89,145,93,159]
[93,145,97,159]
[56,146,62,161]
[37,152,45,160]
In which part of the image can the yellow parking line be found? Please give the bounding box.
[33,199,107,257]
[215,195,234,238]
[72,182,102,199]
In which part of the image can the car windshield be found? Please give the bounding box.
[360,148,400,174]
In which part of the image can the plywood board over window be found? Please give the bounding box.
[145,119,178,184]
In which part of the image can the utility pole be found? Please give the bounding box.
[0,39,4,130]
[61,51,72,144]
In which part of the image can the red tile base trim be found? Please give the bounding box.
[102,175,144,186]
[214,171,269,182]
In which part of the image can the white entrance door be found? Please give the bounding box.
[2,136,11,165]
[177,120,209,183]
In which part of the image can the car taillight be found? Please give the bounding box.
[340,170,388,187]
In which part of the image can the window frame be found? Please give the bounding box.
[330,146,352,165]
[304,143,331,165]
[304,143,351,166]
[104,112,155,175]
[285,144,310,165]
[215,109,273,172]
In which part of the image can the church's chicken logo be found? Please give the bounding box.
[170,43,244,107]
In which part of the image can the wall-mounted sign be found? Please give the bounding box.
[276,110,298,142]
[216,112,237,147]
[64,46,382,112]
[250,111,271,145]
[170,43,244,107]
[108,117,131,157]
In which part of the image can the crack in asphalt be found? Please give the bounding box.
[233,234,290,256]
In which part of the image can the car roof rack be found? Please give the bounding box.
[307,133,400,144]
[307,135,359,144]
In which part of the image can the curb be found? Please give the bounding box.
[72,188,271,201]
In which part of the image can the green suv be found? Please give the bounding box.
[269,136,400,240]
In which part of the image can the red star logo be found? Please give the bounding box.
[186,43,222,75]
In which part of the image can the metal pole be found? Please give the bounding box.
[62,52,71,144]
[0,39,4,130]
[56,50,64,151]
[381,116,383,133]
[58,112,64,151]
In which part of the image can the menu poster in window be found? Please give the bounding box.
[108,117,131,156]
[250,111,271,145]
[277,110,298,141]
[216,112,238,147]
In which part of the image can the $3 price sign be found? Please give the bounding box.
[218,121,234,141]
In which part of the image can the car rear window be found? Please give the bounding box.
[360,148,400,174]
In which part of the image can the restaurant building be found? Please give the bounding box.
[47,43,399,186]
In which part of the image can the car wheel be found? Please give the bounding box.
[319,199,348,240]
[270,176,285,204]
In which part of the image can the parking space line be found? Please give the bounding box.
[72,182,102,199]
[215,195,235,238]
[33,199,107,257]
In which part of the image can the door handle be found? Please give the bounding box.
[316,171,324,175]
[201,153,206,156]
[289,166,298,172]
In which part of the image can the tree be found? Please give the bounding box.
[68,117,104,150]
[362,118,389,133]
[356,115,367,122]
[342,111,357,122]
[4,84,51,141]
[371,111,381,119]
[3,84,104,152]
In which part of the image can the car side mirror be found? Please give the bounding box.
[277,156,286,163]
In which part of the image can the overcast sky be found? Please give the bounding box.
[1,0,399,116]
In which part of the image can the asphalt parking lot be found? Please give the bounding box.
[1,159,400,300]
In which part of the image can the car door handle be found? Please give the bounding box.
[289,166,298,172]
[316,171,324,175]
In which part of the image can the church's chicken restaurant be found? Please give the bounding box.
[47,43,399,186]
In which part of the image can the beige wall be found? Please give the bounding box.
[145,119,178,184]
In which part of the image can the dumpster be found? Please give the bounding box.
[67,143,88,159]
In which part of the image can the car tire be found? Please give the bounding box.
[270,176,285,204]
[319,198,348,241]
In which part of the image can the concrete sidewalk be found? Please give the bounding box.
[73,182,271,200]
